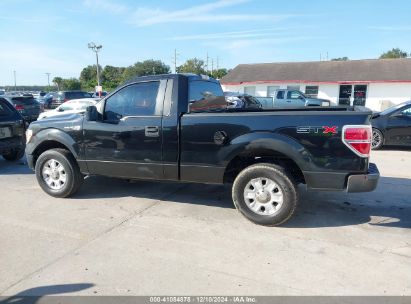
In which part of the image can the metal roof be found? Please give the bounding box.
[221,58,411,84]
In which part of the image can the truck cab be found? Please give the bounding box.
[274,89,330,107]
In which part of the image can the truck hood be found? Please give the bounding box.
[29,113,84,133]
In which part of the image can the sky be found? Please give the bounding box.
[1,0,411,85]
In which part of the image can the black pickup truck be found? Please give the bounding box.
[25,74,379,226]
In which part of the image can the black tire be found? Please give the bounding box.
[3,148,25,161]
[35,148,83,198]
[232,163,298,226]
[372,128,384,150]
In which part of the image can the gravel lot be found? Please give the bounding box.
[0,149,410,296]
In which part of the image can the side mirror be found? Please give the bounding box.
[57,107,64,112]
[298,96,305,100]
[86,105,99,121]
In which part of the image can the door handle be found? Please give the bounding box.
[145,126,160,137]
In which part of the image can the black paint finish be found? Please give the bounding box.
[26,74,377,192]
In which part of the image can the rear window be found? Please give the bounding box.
[188,80,225,112]
[0,100,14,117]
[13,97,38,105]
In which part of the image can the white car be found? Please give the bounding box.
[37,98,98,120]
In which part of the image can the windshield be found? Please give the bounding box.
[380,102,410,115]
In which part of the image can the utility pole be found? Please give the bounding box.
[172,49,180,73]
[45,73,51,90]
[13,70,16,91]
[206,52,209,73]
[88,42,103,96]
[211,59,214,77]
[216,57,219,70]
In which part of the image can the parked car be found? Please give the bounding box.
[26,74,379,226]
[273,89,330,107]
[224,92,263,109]
[0,97,26,161]
[4,95,43,123]
[37,98,98,120]
[371,100,411,149]
[41,92,57,109]
[51,91,93,109]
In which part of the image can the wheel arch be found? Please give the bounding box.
[222,133,310,184]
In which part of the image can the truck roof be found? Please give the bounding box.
[124,73,220,85]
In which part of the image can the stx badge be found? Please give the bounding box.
[296,126,338,134]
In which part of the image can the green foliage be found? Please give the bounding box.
[61,78,82,90]
[102,65,125,90]
[331,57,349,61]
[122,60,171,81]
[80,65,102,89]
[379,48,409,59]
[177,58,206,74]
[208,68,228,79]
[52,77,63,90]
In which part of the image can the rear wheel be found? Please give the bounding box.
[35,148,83,198]
[232,163,298,226]
[3,148,25,161]
[372,128,384,150]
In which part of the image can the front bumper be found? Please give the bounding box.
[346,163,379,193]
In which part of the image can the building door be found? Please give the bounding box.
[353,85,367,106]
[339,84,367,106]
[339,85,352,105]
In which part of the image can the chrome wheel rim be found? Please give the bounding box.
[42,159,67,190]
[243,177,283,216]
[372,130,382,148]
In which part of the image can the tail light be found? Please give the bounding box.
[342,125,372,157]
[14,104,24,111]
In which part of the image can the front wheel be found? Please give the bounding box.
[232,163,298,226]
[35,148,83,198]
[372,128,384,150]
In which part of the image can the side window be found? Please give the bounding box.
[276,91,285,99]
[0,100,13,117]
[400,106,411,116]
[287,91,302,99]
[104,82,160,120]
[188,80,225,112]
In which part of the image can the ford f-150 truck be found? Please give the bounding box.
[25,74,379,226]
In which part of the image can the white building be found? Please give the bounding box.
[221,58,411,111]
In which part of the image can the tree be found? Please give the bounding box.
[331,57,349,61]
[80,65,102,90]
[122,60,170,81]
[177,58,206,74]
[379,48,408,59]
[53,77,63,90]
[102,65,125,89]
[209,68,228,79]
[61,78,81,90]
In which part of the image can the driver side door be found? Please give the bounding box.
[385,105,411,146]
[82,80,167,179]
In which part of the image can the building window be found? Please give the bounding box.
[267,86,280,97]
[244,86,256,96]
[305,86,319,98]
[287,85,300,91]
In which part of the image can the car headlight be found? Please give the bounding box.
[322,101,330,106]
[26,129,33,144]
